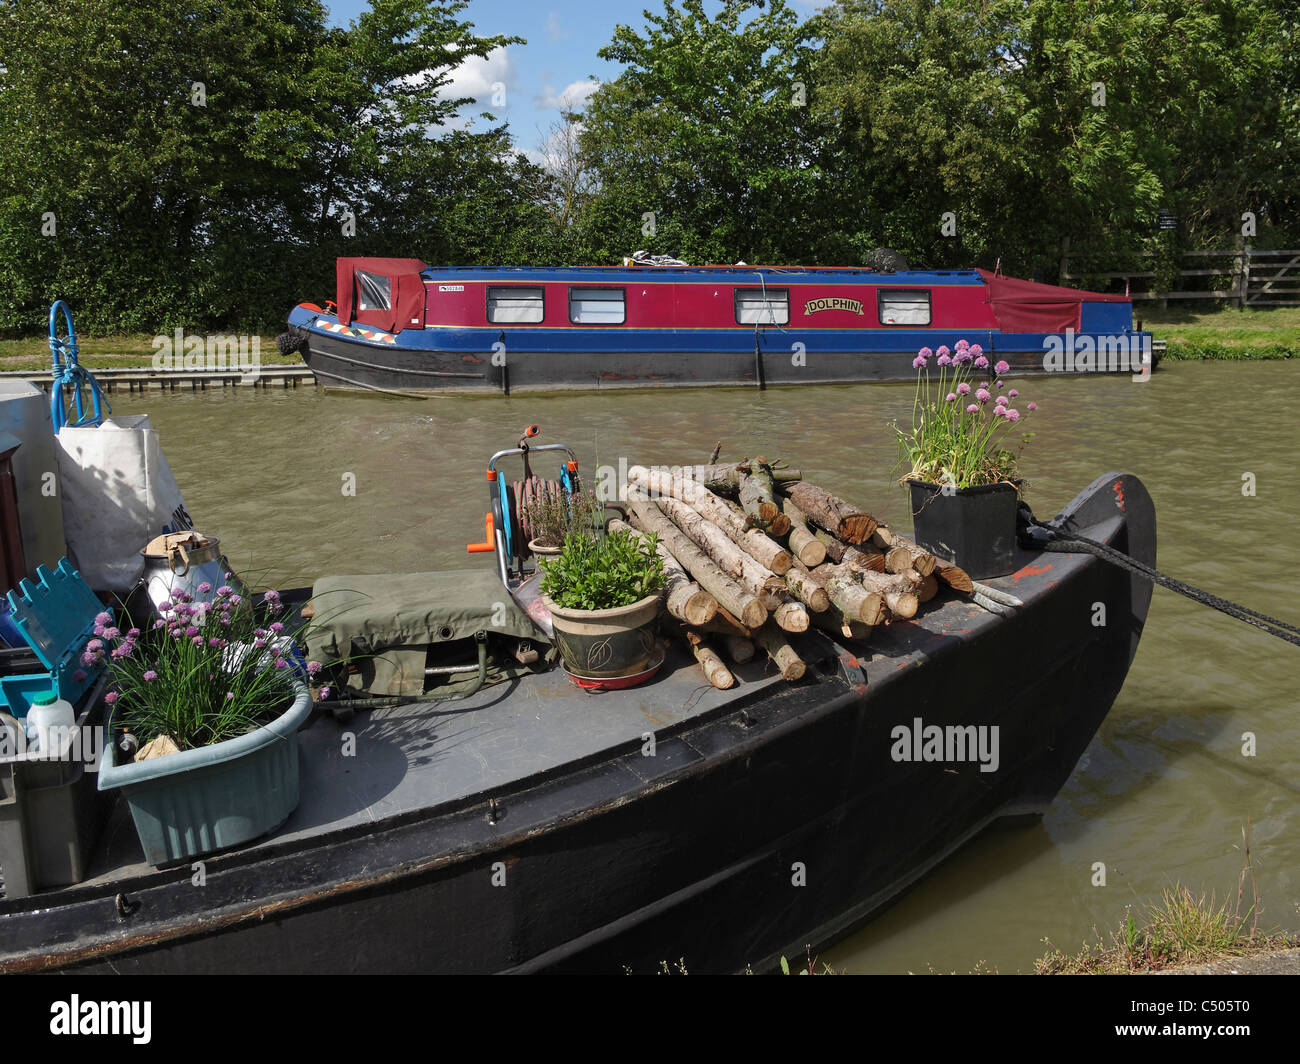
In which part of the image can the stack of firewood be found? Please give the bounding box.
[615,458,974,690]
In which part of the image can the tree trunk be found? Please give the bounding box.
[772,597,809,633]
[754,625,806,681]
[609,518,716,626]
[783,482,877,544]
[626,496,768,629]
[781,497,826,567]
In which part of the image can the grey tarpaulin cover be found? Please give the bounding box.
[305,570,549,697]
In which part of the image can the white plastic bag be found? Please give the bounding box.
[55,415,193,593]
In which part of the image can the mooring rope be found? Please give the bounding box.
[1019,510,1300,648]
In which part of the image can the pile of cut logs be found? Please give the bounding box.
[616,458,974,690]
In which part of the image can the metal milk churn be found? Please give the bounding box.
[138,532,245,620]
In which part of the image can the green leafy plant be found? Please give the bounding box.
[895,339,1038,489]
[523,487,600,548]
[538,528,666,611]
[85,582,321,751]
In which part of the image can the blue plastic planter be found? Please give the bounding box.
[97,680,312,866]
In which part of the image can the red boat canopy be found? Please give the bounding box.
[976,269,1127,333]
[336,257,427,333]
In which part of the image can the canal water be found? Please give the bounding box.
[108,360,1299,972]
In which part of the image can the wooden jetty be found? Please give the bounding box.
[0,364,316,394]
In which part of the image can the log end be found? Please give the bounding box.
[684,592,719,627]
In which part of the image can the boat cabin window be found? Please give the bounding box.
[734,288,790,325]
[356,270,392,312]
[487,287,545,324]
[878,289,931,326]
[569,287,626,324]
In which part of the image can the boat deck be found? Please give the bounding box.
[77,534,1076,890]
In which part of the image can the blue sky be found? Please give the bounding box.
[324,1,647,158]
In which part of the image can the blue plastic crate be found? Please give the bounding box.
[0,559,109,719]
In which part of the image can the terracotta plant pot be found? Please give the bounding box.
[543,593,662,680]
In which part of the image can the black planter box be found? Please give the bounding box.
[908,480,1019,580]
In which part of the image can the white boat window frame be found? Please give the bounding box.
[486,286,546,325]
[734,287,790,326]
[568,286,627,325]
[877,288,932,326]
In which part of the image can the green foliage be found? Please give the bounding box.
[539,529,666,611]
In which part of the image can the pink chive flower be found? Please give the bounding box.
[1027,402,1038,411]
[955,339,969,351]
[935,345,950,358]
[969,344,983,357]
[946,392,957,402]
[319,686,332,700]
[976,388,991,403]
[143,670,157,681]
[198,582,212,594]
[306,661,323,676]
[974,356,989,370]
[87,638,103,651]
[937,353,951,366]
[274,658,287,669]
[996,379,1005,389]
[208,637,223,647]
[912,354,928,370]
[95,612,112,626]
[104,691,119,705]
[270,622,284,633]
[966,404,979,414]
[956,382,971,395]
[996,395,1008,406]
[185,626,199,637]
[917,347,933,359]
[192,635,204,646]
[1006,408,1021,422]
[226,692,235,701]
[1008,389,1019,398]
[994,360,1010,375]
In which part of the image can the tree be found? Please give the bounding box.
[577,0,830,265]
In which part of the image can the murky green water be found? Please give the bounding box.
[109,360,1300,972]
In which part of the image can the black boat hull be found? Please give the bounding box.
[0,474,1154,973]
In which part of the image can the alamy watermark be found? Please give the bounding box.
[151,329,261,383]
[1042,329,1151,382]
[890,716,1000,773]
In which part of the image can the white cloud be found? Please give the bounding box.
[546,12,570,41]
[537,79,600,112]
[437,46,515,107]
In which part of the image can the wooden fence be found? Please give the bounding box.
[1059,240,1300,307]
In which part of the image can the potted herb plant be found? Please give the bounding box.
[92,582,322,866]
[895,340,1039,578]
[523,487,599,555]
[538,528,666,681]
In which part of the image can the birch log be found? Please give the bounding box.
[784,561,831,612]
[857,569,919,619]
[685,631,735,690]
[823,566,887,626]
[754,625,806,681]
[772,597,810,633]
[818,533,886,572]
[783,482,878,544]
[678,463,802,496]
[609,518,716,626]
[781,497,826,567]
[810,606,874,642]
[738,461,792,535]
[626,466,791,574]
[653,495,786,608]
[626,497,768,629]
[869,527,937,577]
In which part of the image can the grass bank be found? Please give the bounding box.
[1143,305,1298,360]
[0,334,296,371]
[1036,885,1298,974]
